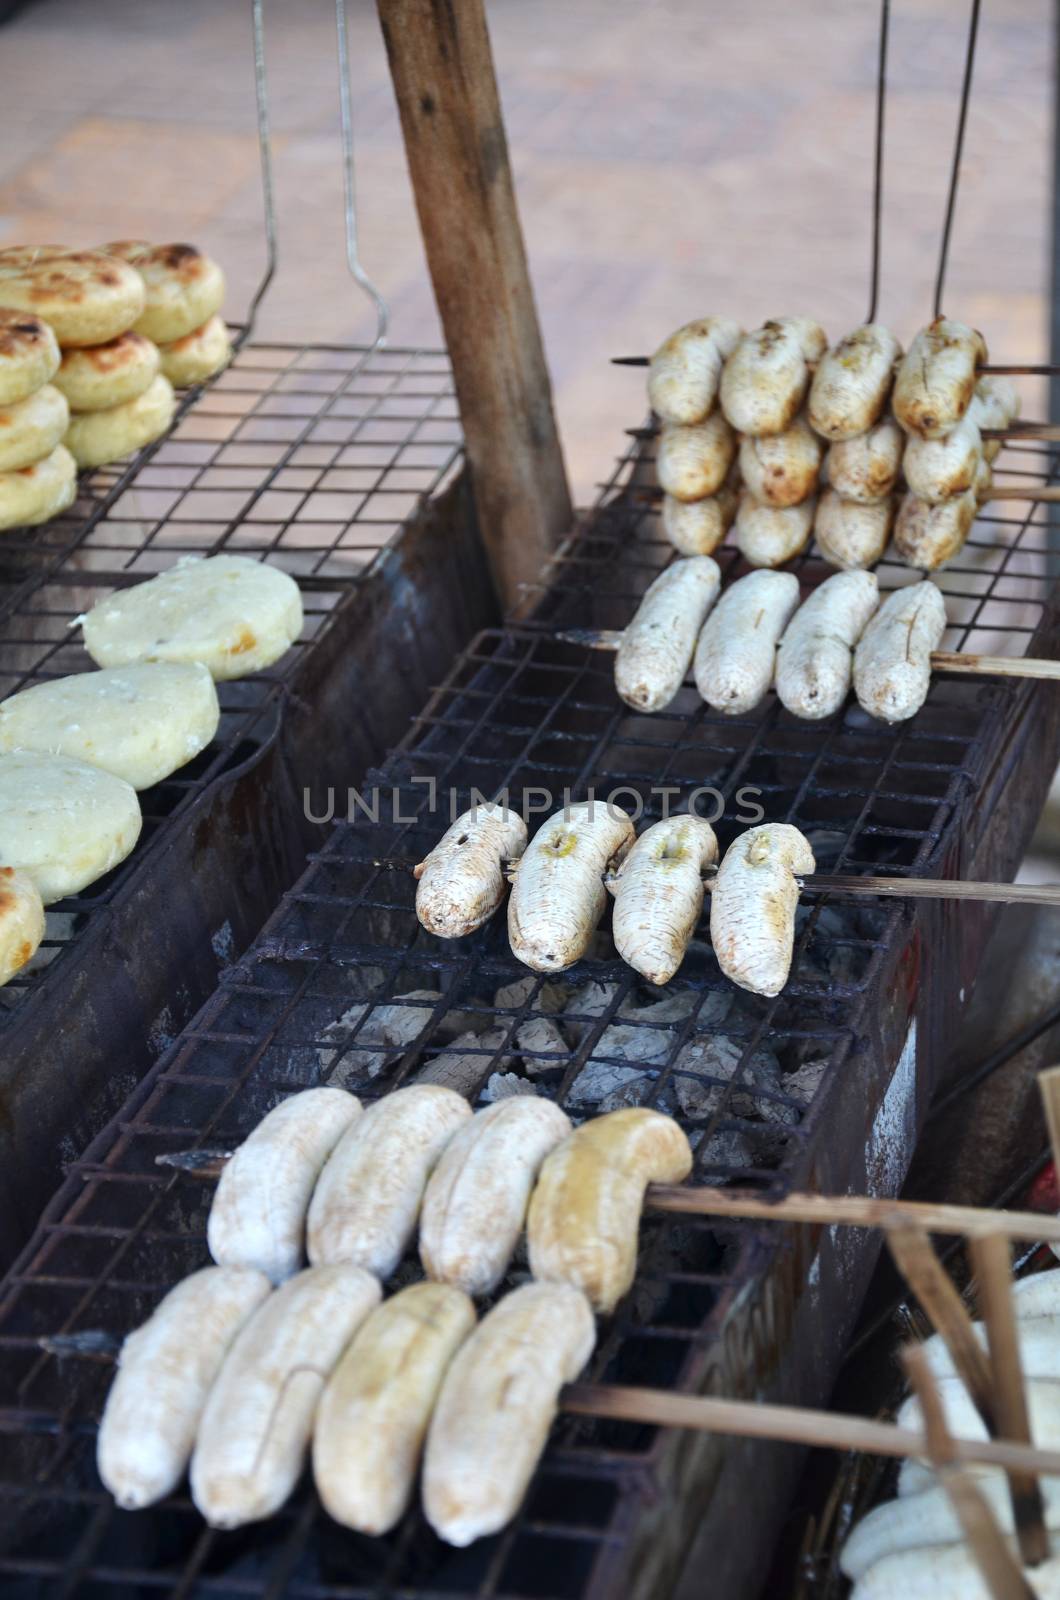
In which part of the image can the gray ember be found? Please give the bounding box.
[482,1071,539,1102]
[415,1025,513,1096]
[319,989,441,1085]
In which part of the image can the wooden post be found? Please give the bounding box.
[376,0,573,611]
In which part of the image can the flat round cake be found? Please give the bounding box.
[0,751,142,904]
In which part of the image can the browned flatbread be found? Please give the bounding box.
[0,309,60,406]
[102,241,224,342]
[0,250,145,347]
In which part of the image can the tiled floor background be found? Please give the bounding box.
[0,0,1053,501]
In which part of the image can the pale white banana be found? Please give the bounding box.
[709,823,816,996]
[414,803,528,938]
[507,801,635,973]
[609,815,718,984]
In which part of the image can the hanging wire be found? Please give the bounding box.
[933,0,983,317]
[866,0,891,322]
[244,0,278,342]
[336,0,389,350]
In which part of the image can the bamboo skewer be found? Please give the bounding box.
[1037,1066,1060,1176]
[970,1233,1050,1567]
[902,1345,1038,1600]
[556,626,1060,686]
[646,1185,1060,1243]
[561,1382,1060,1478]
[884,1218,995,1429]
[611,354,1060,377]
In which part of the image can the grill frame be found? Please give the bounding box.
[0,423,1057,1600]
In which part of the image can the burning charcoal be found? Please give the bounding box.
[562,981,620,1040]
[318,989,440,1085]
[690,1126,756,1172]
[416,1026,513,1096]
[569,1058,645,1110]
[481,1071,538,1102]
[494,975,565,1015]
[671,1034,791,1126]
[516,1016,570,1076]
[569,1021,675,1110]
[600,1074,657,1114]
[784,1057,828,1106]
[618,989,704,1027]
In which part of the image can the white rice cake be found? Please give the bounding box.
[0,663,220,790]
[0,752,142,904]
[0,867,45,987]
[81,555,304,682]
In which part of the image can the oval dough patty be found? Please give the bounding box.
[64,374,174,469]
[0,866,45,987]
[82,554,304,681]
[104,242,225,343]
[0,250,145,347]
[0,310,60,406]
[54,331,160,413]
[0,662,220,790]
[159,315,231,387]
[0,384,69,471]
[0,751,141,903]
[0,443,77,532]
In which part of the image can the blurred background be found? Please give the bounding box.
[0,0,1053,507]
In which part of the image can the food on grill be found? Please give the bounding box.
[0,661,220,790]
[920,1314,1060,1381]
[853,580,947,722]
[709,823,816,996]
[841,1473,1060,1584]
[775,570,880,719]
[507,801,635,972]
[53,330,160,412]
[1013,1265,1060,1318]
[895,1375,1060,1498]
[81,553,304,681]
[814,488,896,569]
[825,416,903,503]
[0,383,68,471]
[738,413,822,508]
[902,412,982,504]
[734,490,816,567]
[0,442,76,531]
[64,373,175,469]
[720,318,828,437]
[969,373,1020,461]
[0,249,145,346]
[414,802,528,938]
[314,1281,476,1535]
[847,1544,1060,1599]
[306,1085,470,1277]
[892,318,988,439]
[0,751,141,903]
[423,1280,596,1546]
[207,1088,362,1283]
[96,1265,271,1510]
[647,316,742,425]
[419,1099,572,1295]
[527,1107,693,1312]
[0,866,44,987]
[609,815,719,984]
[692,568,800,714]
[807,323,902,440]
[0,309,60,406]
[892,483,978,571]
[655,411,737,501]
[614,555,721,712]
[190,1264,380,1529]
[661,477,739,556]
[102,241,226,344]
[158,314,232,387]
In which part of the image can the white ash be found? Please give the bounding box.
[494,975,566,1015]
[481,1071,538,1102]
[784,1058,828,1106]
[690,1126,755,1172]
[516,1016,570,1076]
[319,989,440,1085]
[618,989,704,1026]
[671,1034,792,1126]
[415,1025,513,1096]
[562,981,621,1040]
[569,1020,676,1110]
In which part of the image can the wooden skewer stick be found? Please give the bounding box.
[556,627,1060,686]
[561,1382,1060,1478]
[799,874,1060,907]
[982,485,1060,504]
[610,355,1060,377]
[970,1232,1050,1567]
[646,1185,1060,1244]
[884,1217,995,1430]
[902,1344,1038,1600]
[1037,1066,1060,1175]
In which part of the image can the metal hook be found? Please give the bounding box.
[336,0,390,351]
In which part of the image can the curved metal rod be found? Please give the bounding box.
[243,0,279,344]
[866,0,890,323]
[336,0,389,350]
[934,0,983,318]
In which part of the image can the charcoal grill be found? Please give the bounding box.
[0,401,1056,1598]
[0,339,507,1263]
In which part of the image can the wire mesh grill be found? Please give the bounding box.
[0,422,1055,1599]
[0,341,461,1022]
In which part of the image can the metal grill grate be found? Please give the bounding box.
[0,341,461,1021]
[0,425,1056,1600]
